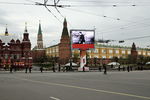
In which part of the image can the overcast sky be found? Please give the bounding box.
[0,0,150,48]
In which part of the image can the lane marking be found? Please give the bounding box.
[13,77,150,100]
[50,96,61,100]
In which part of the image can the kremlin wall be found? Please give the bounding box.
[1,18,150,69]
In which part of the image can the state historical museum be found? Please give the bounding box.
[0,25,32,69]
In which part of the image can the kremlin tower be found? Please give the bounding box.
[59,18,71,64]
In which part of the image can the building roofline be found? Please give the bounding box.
[46,44,59,48]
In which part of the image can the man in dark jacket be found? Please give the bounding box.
[25,66,28,73]
[103,64,107,74]
[29,67,32,73]
[40,67,43,73]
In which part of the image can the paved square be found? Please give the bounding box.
[0,71,150,100]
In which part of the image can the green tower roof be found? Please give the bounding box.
[38,21,42,35]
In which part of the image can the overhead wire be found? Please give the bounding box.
[62,0,150,4]
[97,34,150,44]
[0,1,34,5]
[44,4,62,23]
[98,19,150,35]
[56,0,61,4]
[1,1,150,7]
[118,35,150,41]
[41,0,150,43]
[63,7,121,21]
[25,0,36,3]
[1,0,150,29]
[53,0,65,18]
[62,4,150,37]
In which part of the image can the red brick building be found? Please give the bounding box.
[0,25,32,69]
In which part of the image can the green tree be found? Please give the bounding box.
[113,56,118,62]
[73,52,79,63]
[137,55,144,64]
[126,55,137,64]
[137,55,150,64]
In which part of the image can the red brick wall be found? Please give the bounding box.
[32,50,46,62]
[59,36,71,65]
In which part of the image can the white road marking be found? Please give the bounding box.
[12,77,150,100]
[50,96,61,100]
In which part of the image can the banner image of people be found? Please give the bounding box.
[70,30,95,49]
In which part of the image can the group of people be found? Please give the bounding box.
[98,64,145,75]
[7,63,145,74]
[98,64,107,74]
[9,66,32,73]
[25,67,32,73]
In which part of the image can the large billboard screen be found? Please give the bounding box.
[70,30,95,49]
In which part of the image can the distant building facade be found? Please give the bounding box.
[46,45,59,57]
[73,43,150,59]
[0,25,32,68]
[46,41,150,64]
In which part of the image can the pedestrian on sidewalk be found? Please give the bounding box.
[52,65,55,72]
[118,65,121,71]
[10,66,13,73]
[83,66,85,72]
[29,66,32,73]
[103,64,107,75]
[58,64,61,72]
[99,66,102,72]
[40,67,43,73]
[127,66,130,72]
[25,66,28,73]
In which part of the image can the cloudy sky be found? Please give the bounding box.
[0,0,150,48]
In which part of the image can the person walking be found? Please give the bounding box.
[118,65,121,71]
[40,67,43,73]
[103,64,107,75]
[127,66,130,72]
[58,64,61,72]
[99,66,102,72]
[83,66,85,72]
[14,66,17,72]
[111,64,113,68]
[52,66,55,72]
[29,67,32,73]
[25,66,28,73]
[10,66,13,73]
[52,62,55,72]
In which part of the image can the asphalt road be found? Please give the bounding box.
[0,71,150,100]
